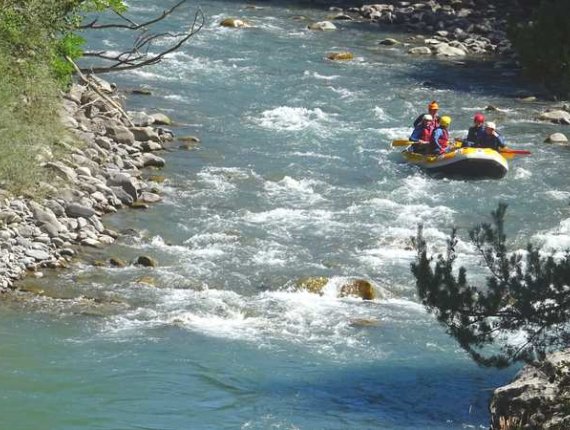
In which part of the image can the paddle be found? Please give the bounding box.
[391,139,413,147]
[499,148,531,155]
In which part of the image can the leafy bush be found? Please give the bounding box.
[0,0,127,193]
[509,0,570,97]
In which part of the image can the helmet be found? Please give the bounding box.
[485,121,496,130]
[474,113,485,123]
[428,101,439,110]
[440,116,451,127]
[423,114,433,121]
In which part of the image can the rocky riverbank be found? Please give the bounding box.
[0,75,176,291]
[490,349,570,429]
[318,0,514,58]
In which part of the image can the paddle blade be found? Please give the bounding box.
[500,148,531,155]
[391,139,412,147]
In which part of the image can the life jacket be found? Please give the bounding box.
[410,121,434,142]
[478,132,506,150]
[466,125,484,145]
[430,127,449,154]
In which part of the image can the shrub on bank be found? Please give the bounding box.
[0,1,126,194]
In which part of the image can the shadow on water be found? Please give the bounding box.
[256,360,518,428]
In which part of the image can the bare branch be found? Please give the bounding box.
[79,7,204,75]
[80,0,187,30]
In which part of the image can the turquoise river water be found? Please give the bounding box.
[2,1,570,429]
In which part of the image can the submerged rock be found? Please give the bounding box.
[296,276,329,294]
[134,255,157,267]
[327,51,354,61]
[220,18,251,28]
[339,279,376,300]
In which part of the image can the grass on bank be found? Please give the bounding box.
[0,1,74,196]
[0,50,67,196]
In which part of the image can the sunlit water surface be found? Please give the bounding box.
[2,1,569,428]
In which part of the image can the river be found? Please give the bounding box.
[2,1,569,429]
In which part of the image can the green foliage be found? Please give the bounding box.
[0,0,127,193]
[509,0,570,96]
[411,204,570,368]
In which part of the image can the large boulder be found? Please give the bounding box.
[538,110,570,125]
[107,173,139,201]
[220,18,251,28]
[130,126,161,142]
[149,113,172,126]
[490,350,570,429]
[408,46,432,55]
[105,124,136,145]
[327,51,354,61]
[339,279,376,300]
[544,133,568,144]
[434,43,467,57]
[296,276,329,294]
[307,21,337,31]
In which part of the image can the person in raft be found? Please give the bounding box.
[461,113,486,147]
[409,114,434,153]
[476,121,506,150]
[430,115,452,154]
[413,101,440,128]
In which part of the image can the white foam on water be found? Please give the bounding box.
[544,190,570,201]
[514,167,532,179]
[162,94,188,102]
[373,106,391,123]
[327,86,355,99]
[263,176,325,204]
[244,207,333,225]
[290,151,342,160]
[101,286,396,360]
[532,217,570,251]
[377,126,413,141]
[251,106,334,132]
[303,70,340,81]
[252,246,289,267]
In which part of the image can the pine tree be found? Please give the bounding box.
[411,203,570,367]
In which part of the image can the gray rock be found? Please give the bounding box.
[105,124,135,145]
[109,187,134,206]
[139,192,162,203]
[434,43,467,57]
[130,126,161,143]
[25,249,50,261]
[307,21,337,31]
[141,153,166,168]
[66,203,96,219]
[490,349,570,430]
[408,46,432,55]
[45,162,77,182]
[539,110,570,125]
[149,113,172,126]
[141,141,163,152]
[134,255,157,267]
[129,111,155,127]
[379,38,400,45]
[544,132,568,144]
[107,173,139,201]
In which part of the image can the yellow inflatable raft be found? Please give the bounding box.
[402,147,508,179]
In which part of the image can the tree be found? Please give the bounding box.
[411,204,570,368]
[508,0,570,97]
[78,0,204,74]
